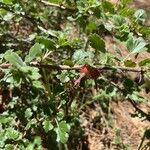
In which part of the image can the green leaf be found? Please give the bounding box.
[126,36,147,54]
[86,21,97,34]
[139,27,150,36]
[25,43,43,63]
[124,59,136,67]
[64,59,74,67]
[113,15,126,26]
[33,136,42,146]
[25,119,37,130]
[1,0,13,4]
[123,78,134,92]
[55,121,70,143]
[106,85,117,97]
[119,7,134,17]
[21,66,41,80]
[73,49,93,64]
[89,34,106,53]
[139,58,150,66]
[4,50,25,68]
[121,0,132,6]
[0,116,12,124]
[56,71,70,83]
[73,50,88,62]
[56,112,64,121]
[43,120,54,133]
[102,1,114,13]
[36,36,55,49]
[134,9,147,24]
[0,131,5,148]
[113,45,122,57]
[5,144,14,150]
[32,80,44,89]
[114,128,122,145]
[99,53,108,65]
[28,67,41,80]
[6,128,21,140]
[3,12,13,21]
[127,92,147,102]
[25,108,33,119]
[48,0,61,4]
[26,143,34,150]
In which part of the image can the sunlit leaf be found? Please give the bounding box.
[5,128,21,140]
[1,0,13,4]
[126,36,147,54]
[55,121,70,143]
[139,58,150,66]
[73,49,93,64]
[25,43,43,63]
[134,9,147,24]
[124,59,136,67]
[102,1,114,13]
[43,120,54,133]
[113,15,126,26]
[25,108,33,119]
[36,36,55,49]
[4,50,25,68]
[89,34,106,53]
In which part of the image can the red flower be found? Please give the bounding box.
[74,65,100,85]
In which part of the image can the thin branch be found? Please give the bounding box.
[39,0,76,11]
[99,66,145,73]
[37,26,57,37]
[39,0,66,9]
[129,100,150,121]
[0,63,149,73]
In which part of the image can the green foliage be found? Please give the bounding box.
[124,59,136,67]
[55,121,70,143]
[126,36,147,54]
[0,0,149,149]
[43,120,54,133]
[134,9,147,24]
[89,33,106,53]
[25,43,43,63]
[4,50,25,68]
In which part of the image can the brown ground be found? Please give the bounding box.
[82,100,150,150]
[82,1,150,149]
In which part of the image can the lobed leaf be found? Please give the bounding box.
[4,50,25,68]
[43,120,54,133]
[25,43,43,63]
[126,36,147,54]
[89,33,106,53]
[55,121,70,143]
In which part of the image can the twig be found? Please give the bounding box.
[39,0,76,11]
[129,100,150,121]
[39,0,65,9]
[37,26,57,37]
[99,66,145,73]
[0,63,149,73]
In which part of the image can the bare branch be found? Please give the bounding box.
[39,0,76,11]
[39,0,66,9]
[0,63,149,73]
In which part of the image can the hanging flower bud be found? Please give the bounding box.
[74,64,100,85]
